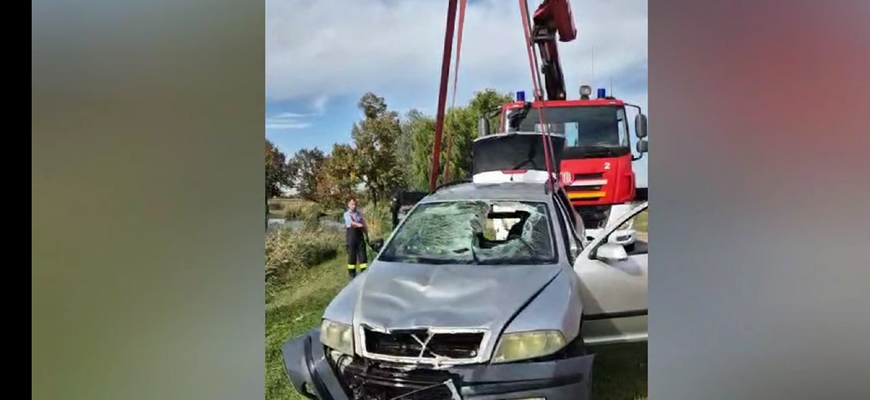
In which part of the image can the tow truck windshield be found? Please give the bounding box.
[506,105,630,158]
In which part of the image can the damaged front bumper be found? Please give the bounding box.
[282,329,595,400]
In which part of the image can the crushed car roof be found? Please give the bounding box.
[422,181,556,203]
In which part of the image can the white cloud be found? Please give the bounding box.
[266,0,648,110]
[311,94,329,115]
[265,112,312,130]
[266,96,330,129]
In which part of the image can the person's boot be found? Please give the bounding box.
[347,266,357,279]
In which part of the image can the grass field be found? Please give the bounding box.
[266,252,648,400]
[635,210,648,233]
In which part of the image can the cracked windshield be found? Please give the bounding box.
[378,200,555,265]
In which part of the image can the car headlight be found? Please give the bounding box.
[319,319,354,355]
[491,330,567,363]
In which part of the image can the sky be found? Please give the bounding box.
[266,0,648,186]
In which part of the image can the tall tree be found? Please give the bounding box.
[445,90,513,181]
[316,143,361,209]
[406,89,513,190]
[265,139,290,198]
[352,93,405,205]
[286,148,326,201]
[468,89,514,134]
[402,109,436,191]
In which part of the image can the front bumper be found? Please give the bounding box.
[282,329,595,400]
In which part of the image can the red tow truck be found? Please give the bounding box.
[496,0,649,233]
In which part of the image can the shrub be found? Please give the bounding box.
[360,202,391,239]
[265,228,342,286]
[301,202,323,220]
[282,201,316,220]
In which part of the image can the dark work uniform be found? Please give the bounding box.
[344,209,368,278]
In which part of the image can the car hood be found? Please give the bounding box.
[352,261,563,333]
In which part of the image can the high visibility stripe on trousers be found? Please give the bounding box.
[347,263,368,270]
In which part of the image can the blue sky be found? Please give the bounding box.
[266,0,648,186]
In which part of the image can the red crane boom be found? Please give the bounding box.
[530,0,577,101]
[429,0,581,192]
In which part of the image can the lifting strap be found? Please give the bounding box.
[443,0,467,183]
[518,0,556,192]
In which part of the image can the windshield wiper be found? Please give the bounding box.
[507,102,533,131]
[506,135,542,172]
[452,247,480,265]
[413,257,464,265]
[574,146,617,157]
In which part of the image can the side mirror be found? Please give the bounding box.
[634,114,648,139]
[369,238,384,252]
[478,116,491,137]
[596,242,629,262]
[636,139,649,154]
[608,229,635,244]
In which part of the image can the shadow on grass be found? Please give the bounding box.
[591,342,648,400]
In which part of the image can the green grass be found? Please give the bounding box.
[634,210,648,234]
[266,256,351,400]
[590,342,648,400]
[265,254,648,400]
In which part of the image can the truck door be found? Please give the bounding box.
[574,202,648,345]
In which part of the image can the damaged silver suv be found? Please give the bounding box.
[282,181,603,400]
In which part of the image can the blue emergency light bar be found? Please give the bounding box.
[597,88,606,99]
[516,91,526,102]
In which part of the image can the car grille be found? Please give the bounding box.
[362,328,484,361]
[566,173,605,192]
[574,172,605,180]
[338,359,461,400]
[566,185,604,192]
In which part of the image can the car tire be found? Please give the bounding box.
[625,243,635,252]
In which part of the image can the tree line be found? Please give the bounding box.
[266,89,514,210]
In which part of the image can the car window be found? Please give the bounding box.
[602,206,649,256]
[378,200,557,265]
[550,199,572,259]
[485,205,523,241]
[553,196,583,261]
[555,189,577,227]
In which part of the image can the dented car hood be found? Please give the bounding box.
[351,261,563,333]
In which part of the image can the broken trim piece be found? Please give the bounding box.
[357,325,493,367]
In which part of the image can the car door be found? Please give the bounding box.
[574,201,649,345]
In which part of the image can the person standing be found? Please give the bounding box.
[343,198,368,278]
